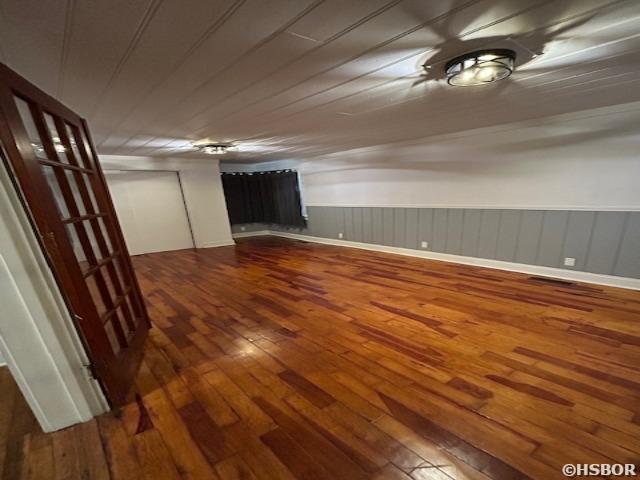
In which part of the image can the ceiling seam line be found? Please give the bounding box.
[193,0,488,135]
[209,0,627,139]
[86,0,164,119]
[97,0,247,149]
[174,0,406,128]
[280,0,635,119]
[122,0,328,154]
[202,0,559,130]
[57,0,76,99]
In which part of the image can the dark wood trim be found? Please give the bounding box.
[29,101,128,349]
[100,286,134,322]
[62,213,107,224]
[61,121,136,331]
[56,116,138,332]
[83,251,121,278]
[81,118,151,329]
[38,158,94,174]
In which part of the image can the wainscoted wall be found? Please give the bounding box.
[231,207,640,279]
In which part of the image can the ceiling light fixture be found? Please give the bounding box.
[196,143,230,155]
[444,49,515,87]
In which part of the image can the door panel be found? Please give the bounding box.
[106,171,194,255]
[0,63,149,406]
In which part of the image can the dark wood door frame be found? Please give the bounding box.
[0,63,149,406]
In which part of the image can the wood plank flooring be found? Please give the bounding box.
[4,236,640,479]
[0,368,40,480]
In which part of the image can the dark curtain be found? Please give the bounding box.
[221,170,306,227]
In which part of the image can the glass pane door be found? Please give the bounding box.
[0,63,149,406]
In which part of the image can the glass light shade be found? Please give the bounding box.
[445,49,515,87]
[200,144,228,155]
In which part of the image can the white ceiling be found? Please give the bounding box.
[1,0,639,163]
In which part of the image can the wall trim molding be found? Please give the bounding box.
[200,239,236,248]
[232,230,270,238]
[233,230,640,290]
[304,204,640,211]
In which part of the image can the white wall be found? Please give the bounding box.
[100,156,234,248]
[258,103,640,211]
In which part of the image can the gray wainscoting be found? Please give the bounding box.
[232,207,640,279]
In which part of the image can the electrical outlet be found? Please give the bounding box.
[338,232,344,239]
[564,257,576,267]
[421,241,428,249]
[240,226,246,232]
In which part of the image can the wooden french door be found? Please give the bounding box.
[0,63,149,406]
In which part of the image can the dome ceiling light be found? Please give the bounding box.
[444,49,516,87]
[196,143,230,155]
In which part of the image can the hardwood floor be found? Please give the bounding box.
[0,368,40,480]
[6,236,640,479]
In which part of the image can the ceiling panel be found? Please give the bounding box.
[88,0,235,137]
[1,0,639,163]
[201,0,617,129]
[183,0,470,136]
[0,0,67,94]
[169,0,402,137]
[60,0,158,115]
[99,0,319,147]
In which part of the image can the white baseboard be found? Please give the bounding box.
[199,239,236,248]
[234,230,640,290]
[232,230,271,238]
